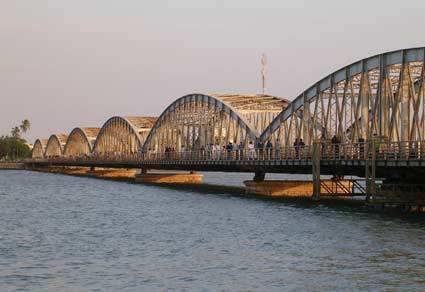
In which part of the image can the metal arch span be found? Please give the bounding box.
[44,134,68,157]
[141,93,288,152]
[260,47,425,147]
[93,116,156,155]
[31,138,48,158]
[63,127,100,156]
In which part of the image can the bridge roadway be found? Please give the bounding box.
[26,142,425,181]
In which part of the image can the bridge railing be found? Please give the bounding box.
[27,140,425,164]
[141,141,425,162]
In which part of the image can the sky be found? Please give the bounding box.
[2,0,425,143]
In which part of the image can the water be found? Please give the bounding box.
[1,170,425,291]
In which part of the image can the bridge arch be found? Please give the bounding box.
[31,139,48,158]
[44,134,68,157]
[93,116,156,155]
[260,47,425,147]
[142,93,288,152]
[63,127,100,156]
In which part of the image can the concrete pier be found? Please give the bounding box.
[0,162,25,170]
[135,171,203,184]
[244,180,353,197]
[368,181,425,212]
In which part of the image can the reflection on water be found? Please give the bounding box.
[0,170,425,291]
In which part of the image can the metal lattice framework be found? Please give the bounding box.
[142,93,289,152]
[31,139,48,158]
[93,116,157,155]
[44,134,68,157]
[261,47,425,147]
[63,127,100,156]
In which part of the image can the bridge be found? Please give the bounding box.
[26,47,425,207]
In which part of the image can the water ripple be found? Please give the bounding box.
[0,170,425,291]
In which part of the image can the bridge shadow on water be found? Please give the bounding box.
[27,168,425,222]
[127,178,425,222]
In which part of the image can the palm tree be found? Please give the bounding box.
[20,119,31,134]
[11,127,21,138]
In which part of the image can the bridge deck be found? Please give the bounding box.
[26,157,425,178]
[26,141,425,180]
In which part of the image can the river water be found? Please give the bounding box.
[1,170,425,291]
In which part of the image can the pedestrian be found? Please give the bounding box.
[275,138,281,159]
[257,140,264,159]
[238,141,244,160]
[294,138,300,159]
[299,138,305,158]
[266,140,273,159]
[248,141,255,160]
[226,141,234,160]
[200,145,205,160]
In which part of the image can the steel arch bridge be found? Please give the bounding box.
[24,46,425,204]
[28,47,425,181]
[260,47,425,148]
[31,139,48,158]
[92,116,157,155]
[44,134,68,157]
[142,93,288,153]
[63,127,100,156]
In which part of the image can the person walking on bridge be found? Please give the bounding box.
[299,138,305,159]
[226,142,234,160]
[237,141,244,160]
[257,140,264,160]
[266,140,273,160]
[275,138,281,159]
[248,141,255,160]
[294,138,300,159]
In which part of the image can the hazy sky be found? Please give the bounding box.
[2,0,425,142]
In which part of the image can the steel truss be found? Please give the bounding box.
[93,117,145,155]
[44,134,68,157]
[142,94,285,153]
[261,48,425,150]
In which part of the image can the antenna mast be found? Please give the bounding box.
[261,53,267,95]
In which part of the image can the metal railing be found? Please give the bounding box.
[26,140,425,165]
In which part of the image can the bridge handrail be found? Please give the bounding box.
[27,140,425,164]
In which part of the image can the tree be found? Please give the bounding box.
[20,119,31,134]
[0,135,30,160]
[1,119,32,160]
[11,127,21,138]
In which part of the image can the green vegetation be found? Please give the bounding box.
[0,119,32,161]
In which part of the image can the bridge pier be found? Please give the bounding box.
[368,178,425,212]
[312,141,321,201]
[244,179,355,198]
[135,170,203,184]
[253,171,265,182]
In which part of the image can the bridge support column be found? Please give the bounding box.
[365,139,376,202]
[253,171,265,182]
[135,171,203,184]
[312,141,321,201]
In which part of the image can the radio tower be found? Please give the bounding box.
[261,53,267,96]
